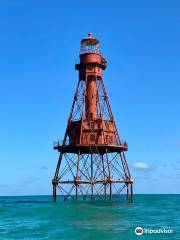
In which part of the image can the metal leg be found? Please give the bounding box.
[75,185,78,200]
[110,182,112,200]
[101,154,107,200]
[127,184,129,201]
[130,183,133,203]
[75,151,81,200]
[53,183,56,203]
[91,153,94,200]
[105,148,112,200]
[104,185,107,200]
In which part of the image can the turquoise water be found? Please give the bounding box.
[0,195,179,239]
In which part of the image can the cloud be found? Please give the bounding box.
[23,177,40,184]
[162,160,180,170]
[160,173,180,180]
[160,173,175,178]
[33,165,49,170]
[135,175,152,181]
[133,162,153,171]
[40,165,49,170]
[162,162,175,168]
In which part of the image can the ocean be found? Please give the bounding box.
[0,195,179,240]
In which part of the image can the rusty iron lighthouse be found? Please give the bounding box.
[52,33,133,202]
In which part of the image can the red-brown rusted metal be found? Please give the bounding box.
[52,33,133,202]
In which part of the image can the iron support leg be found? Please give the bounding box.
[53,183,56,203]
[105,148,112,200]
[110,183,112,200]
[104,185,107,200]
[76,185,78,200]
[130,183,133,203]
[127,184,129,201]
[91,153,93,200]
[101,154,106,200]
[76,151,81,201]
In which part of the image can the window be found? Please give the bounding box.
[90,121,94,129]
[109,136,113,144]
[105,135,113,144]
[105,122,109,129]
[90,134,95,142]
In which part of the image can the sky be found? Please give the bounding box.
[0,0,180,195]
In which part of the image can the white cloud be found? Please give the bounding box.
[133,162,150,170]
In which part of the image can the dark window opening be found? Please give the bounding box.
[90,134,95,142]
